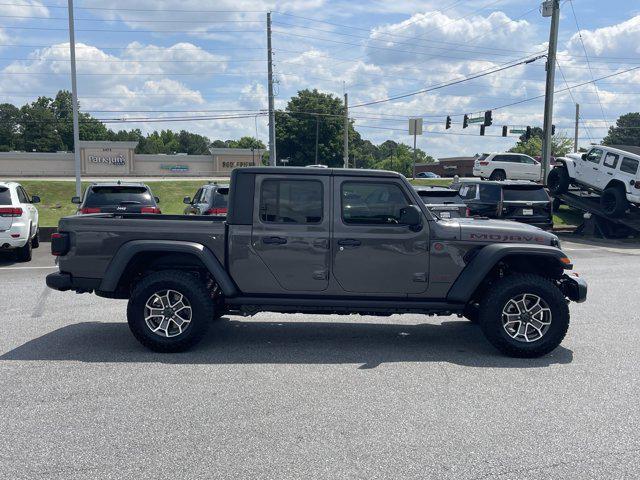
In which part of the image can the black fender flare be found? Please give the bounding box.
[446,243,571,303]
[99,240,238,297]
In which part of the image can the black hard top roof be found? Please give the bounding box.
[452,179,543,187]
[413,185,455,192]
[234,166,402,178]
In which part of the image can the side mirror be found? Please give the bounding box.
[154,196,160,204]
[71,196,81,204]
[399,205,422,230]
[31,195,40,204]
[581,154,587,161]
[183,196,191,205]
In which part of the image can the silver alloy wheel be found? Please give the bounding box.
[144,289,193,338]
[501,293,552,343]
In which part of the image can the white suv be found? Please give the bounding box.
[0,182,41,262]
[473,153,541,181]
[548,145,640,217]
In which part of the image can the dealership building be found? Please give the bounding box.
[0,141,265,178]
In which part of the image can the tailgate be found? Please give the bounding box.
[0,187,13,231]
[502,201,550,220]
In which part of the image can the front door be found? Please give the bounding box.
[580,148,605,188]
[251,175,330,292]
[331,177,429,295]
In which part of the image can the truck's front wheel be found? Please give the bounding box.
[127,270,214,352]
[478,274,569,358]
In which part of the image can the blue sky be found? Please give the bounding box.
[1,0,639,158]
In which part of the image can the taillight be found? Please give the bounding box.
[465,208,471,217]
[634,181,640,189]
[0,207,23,217]
[205,207,227,215]
[51,232,70,256]
[80,207,101,214]
[479,161,489,166]
[141,207,161,214]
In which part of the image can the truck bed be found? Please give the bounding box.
[57,213,227,280]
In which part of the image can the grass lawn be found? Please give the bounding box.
[19,178,580,229]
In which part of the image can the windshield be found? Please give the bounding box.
[212,187,229,208]
[0,187,11,204]
[417,190,463,203]
[85,186,155,207]
[503,187,549,202]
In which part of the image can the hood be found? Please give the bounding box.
[454,217,558,246]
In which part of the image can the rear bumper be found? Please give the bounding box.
[46,272,100,293]
[560,273,587,303]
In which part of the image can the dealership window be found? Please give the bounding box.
[603,153,619,169]
[260,179,322,224]
[620,157,639,175]
[341,182,409,225]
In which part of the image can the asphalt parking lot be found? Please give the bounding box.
[1,239,639,480]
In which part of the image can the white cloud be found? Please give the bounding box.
[566,14,640,57]
[3,0,49,18]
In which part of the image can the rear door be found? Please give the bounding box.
[331,177,429,294]
[501,186,551,224]
[618,155,640,188]
[518,155,541,180]
[0,186,14,231]
[251,175,331,292]
[16,186,37,231]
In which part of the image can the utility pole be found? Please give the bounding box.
[574,103,579,153]
[343,93,349,168]
[266,12,276,166]
[412,132,417,179]
[314,115,319,165]
[541,0,560,184]
[67,0,81,197]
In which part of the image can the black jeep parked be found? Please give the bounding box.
[451,180,553,230]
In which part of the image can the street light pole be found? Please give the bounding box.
[314,115,319,165]
[67,0,81,197]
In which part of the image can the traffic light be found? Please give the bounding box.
[484,110,492,127]
[552,124,556,135]
[502,126,508,137]
[525,126,532,140]
[463,114,469,129]
[480,125,485,136]
[445,115,451,129]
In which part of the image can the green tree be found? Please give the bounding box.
[602,112,640,146]
[224,136,265,150]
[509,130,573,157]
[0,103,20,151]
[275,89,352,167]
[19,97,64,152]
[51,91,110,148]
[372,143,434,176]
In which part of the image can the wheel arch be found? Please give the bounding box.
[99,240,238,297]
[604,178,628,194]
[447,244,571,304]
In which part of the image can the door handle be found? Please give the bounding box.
[593,167,599,171]
[262,236,287,245]
[338,239,361,247]
[607,172,613,176]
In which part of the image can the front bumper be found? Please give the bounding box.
[560,273,587,303]
[46,272,100,293]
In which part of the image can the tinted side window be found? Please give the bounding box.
[16,187,29,203]
[493,155,509,163]
[479,185,501,202]
[342,182,409,225]
[621,157,639,175]
[603,153,619,169]
[260,179,322,224]
[586,148,603,164]
[192,188,204,203]
[519,155,536,164]
[459,184,477,200]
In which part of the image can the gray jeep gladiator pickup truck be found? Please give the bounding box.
[46,167,587,357]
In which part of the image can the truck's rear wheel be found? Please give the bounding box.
[127,270,214,352]
[478,273,569,358]
[600,187,628,218]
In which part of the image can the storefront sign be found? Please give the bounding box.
[161,164,189,173]
[88,153,126,166]
[222,161,254,169]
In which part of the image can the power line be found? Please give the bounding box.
[568,0,608,127]
[0,14,263,23]
[556,59,594,142]
[0,2,265,13]
[350,54,545,108]
[0,25,263,33]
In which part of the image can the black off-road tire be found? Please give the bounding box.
[489,169,506,181]
[31,228,40,249]
[478,273,569,358]
[16,237,32,262]
[547,167,570,195]
[600,187,628,218]
[127,270,214,352]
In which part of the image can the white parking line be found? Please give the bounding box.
[0,266,57,270]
